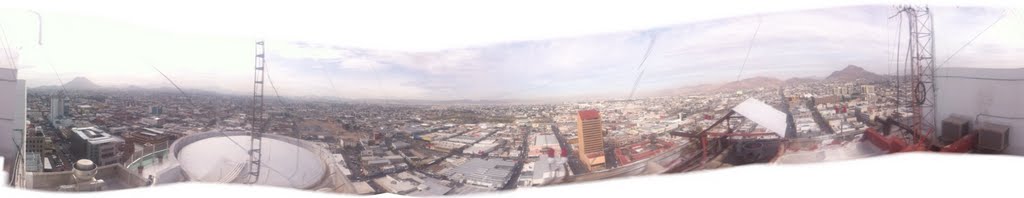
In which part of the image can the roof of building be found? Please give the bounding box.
[732,98,788,137]
[407,177,453,196]
[373,175,417,194]
[578,110,600,120]
[24,152,42,172]
[534,135,558,146]
[449,158,515,185]
[72,127,125,145]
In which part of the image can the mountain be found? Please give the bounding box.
[656,76,783,96]
[825,65,884,82]
[716,76,784,91]
[784,77,821,85]
[63,77,102,90]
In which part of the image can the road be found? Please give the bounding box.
[551,124,588,175]
[501,127,530,190]
[806,99,836,134]
[603,143,617,169]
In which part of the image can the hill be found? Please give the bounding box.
[825,65,884,82]
[63,77,102,90]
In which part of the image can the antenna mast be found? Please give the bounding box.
[248,40,267,184]
[897,6,937,143]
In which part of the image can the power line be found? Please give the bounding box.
[628,33,659,100]
[41,47,68,95]
[265,69,284,105]
[735,15,762,82]
[150,65,195,106]
[937,10,1007,68]
[0,25,18,69]
[935,75,1024,81]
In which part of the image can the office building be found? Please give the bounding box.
[25,130,54,157]
[149,106,162,115]
[576,109,606,171]
[50,96,65,121]
[69,127,125,166]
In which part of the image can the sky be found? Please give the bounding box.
[1,1,1023,101]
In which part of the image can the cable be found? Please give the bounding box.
[41,47,68,95]
[975,114,1024,126]
[937,10,1007,68]
[935,75,1024,81]
[628,33,660,100]
[265,68,284,105]
[0,24,17,69]
[735,15,762,82]
[150,65,195,106]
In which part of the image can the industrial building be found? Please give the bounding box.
[447,158,516,189]
[518,154,567,187]
[69,127,125,166]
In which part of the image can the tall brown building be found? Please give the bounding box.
[576,109,606,171]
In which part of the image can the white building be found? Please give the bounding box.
[69,127,125,166]
[0,65,27,173]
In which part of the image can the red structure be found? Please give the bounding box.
[613,139,677,166]
[578,109,600,120]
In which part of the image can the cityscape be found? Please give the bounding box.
[3,66,918,195]
[1,4,1022,197]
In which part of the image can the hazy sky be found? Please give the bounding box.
[1,2,1022,100]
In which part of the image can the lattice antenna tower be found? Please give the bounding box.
[897,6,938,141]
[248,40,267,184]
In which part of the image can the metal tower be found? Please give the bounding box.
[248,40,267,184]
[897,6,938,142]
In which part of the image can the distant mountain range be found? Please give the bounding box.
[33,77,103,91]
[657,65,886,96]
[27,65,888,104]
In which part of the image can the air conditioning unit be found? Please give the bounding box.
[976,123,1010,153]
[940,116,970,143]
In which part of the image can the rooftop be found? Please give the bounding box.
[533,135,558,146]
[578,110,600,120]
[72,127,125,145]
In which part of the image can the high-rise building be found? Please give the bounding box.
[149,106,162,115]
[50,96,65,121]
[575,109,606,171]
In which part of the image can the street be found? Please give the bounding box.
[501,127,530,190]
[551,124,588,175]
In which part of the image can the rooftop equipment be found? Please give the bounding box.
[976,123,1010,153]
[940,116,970,144]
